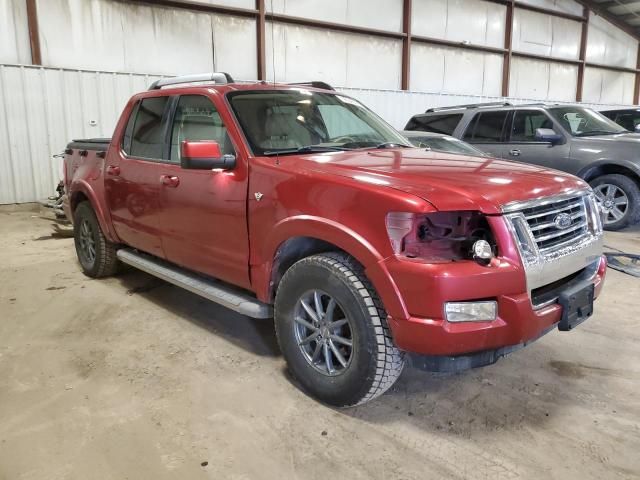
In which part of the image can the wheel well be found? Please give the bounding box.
[582,164,640,188]
[269,236,345,302]
[70,191,89,214]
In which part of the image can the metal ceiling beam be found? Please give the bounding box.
[575,0,640,39]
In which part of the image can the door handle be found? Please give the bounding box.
[106,165,120,176]
[509,149,521,157]
[160,175,180,188]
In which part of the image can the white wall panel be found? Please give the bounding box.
[36,0,256,78]
[516,0,583,16]
[0,63,634,204]
[582,67,635,104]
[268,0,403,32]
[0,65,165,204]
[410,43,503,96]
[412,0,506,48]
[512,9,581,59]
[586,14,638,69]
[509,57,578,101]
[265,22,401,89]
[0,0,31,64]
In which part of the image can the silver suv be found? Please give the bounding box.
[405,102,640,230]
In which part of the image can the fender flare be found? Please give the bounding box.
[69,180,120,243]
[254,215,409,320]
[577,160,640,182]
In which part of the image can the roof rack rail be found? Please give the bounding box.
[287,81,335,91]
[149,72,235,90]
[425,101,512,113]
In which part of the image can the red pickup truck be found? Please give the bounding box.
[63,73,606,406]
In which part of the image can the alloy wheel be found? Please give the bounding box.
[78,219,96,265]
[293,289,354,376]
[594,183,629,225]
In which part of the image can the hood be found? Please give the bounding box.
[579,132,640,144]
[300,148,588,214]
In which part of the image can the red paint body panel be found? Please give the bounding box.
[62,82,606,359]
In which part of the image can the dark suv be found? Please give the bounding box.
[406,102,640,230]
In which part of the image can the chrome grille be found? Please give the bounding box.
[520,195,588,254]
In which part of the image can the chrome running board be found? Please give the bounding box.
[116,249,272,319]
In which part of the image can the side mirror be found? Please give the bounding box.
[634,124,640,133]
[535,128,563,145]
[180,140,236,170]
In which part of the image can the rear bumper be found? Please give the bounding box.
[385,254,607,358]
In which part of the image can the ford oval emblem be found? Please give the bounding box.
[554,213,572,230]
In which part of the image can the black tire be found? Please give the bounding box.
[73,201,119,277]
[274,252,405,407]
[589,174,640,231]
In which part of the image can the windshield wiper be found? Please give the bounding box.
[575,130,621,137]
[263,145,351,156]
[375,142,412,149]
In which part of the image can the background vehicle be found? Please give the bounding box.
[400,131,488,156]
[600,107,640,133]
[406,102,640,230]
[63,74,606,407]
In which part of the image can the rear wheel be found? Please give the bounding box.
[74,201,119,277]
[590,174,640,231]
[274,252,405,407]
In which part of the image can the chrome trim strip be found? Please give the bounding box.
[535,221,587,242]
[501,189,591,213]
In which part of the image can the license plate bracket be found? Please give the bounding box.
[558,282,594,331]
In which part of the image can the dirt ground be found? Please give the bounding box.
[0,205,639,480]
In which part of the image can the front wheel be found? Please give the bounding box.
[590,174,640,231]
[274,253,405,407]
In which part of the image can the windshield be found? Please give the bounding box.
[227,89,411,156]
[404,134,487,156]
[548,107,626,137]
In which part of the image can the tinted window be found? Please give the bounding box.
[228,90,409,155]
[463,111,508,142]
[121,101,139,154]
[405,113,463,135]
[170,95,234,163]
[510,110,553,141]
[130,97,170,159]
[548,107,625,136]
[612,112,640,131]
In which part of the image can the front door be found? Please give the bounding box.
[502,109,572,172]
[156,94,251,289]
[104,96,171,258]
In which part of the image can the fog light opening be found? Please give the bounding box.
[445,301,497,322]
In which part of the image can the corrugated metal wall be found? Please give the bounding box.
[0,63,630,205]
[0,64,165,204]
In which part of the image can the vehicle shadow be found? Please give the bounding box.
[112,269,281,358]
[338,344,619,436]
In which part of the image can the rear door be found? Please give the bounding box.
[104,96,171,257]
[461,110,509,158]
[155,93,251,289]
[502,109,571,171]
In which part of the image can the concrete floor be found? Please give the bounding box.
[0,205,639,480]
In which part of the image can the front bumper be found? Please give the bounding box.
[385,253,607,359]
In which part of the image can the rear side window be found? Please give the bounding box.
[405,113,462,135]
[463,111,508,142]
[129,96,170,160]
[510,110,554,141]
